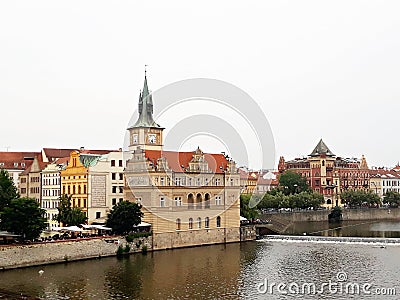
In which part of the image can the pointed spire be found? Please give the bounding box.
[130,70,161,128]
[309,139,335,157]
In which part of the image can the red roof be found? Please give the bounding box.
[144,150,229,173]
[42,148,77,161]
[80,149,118,155]
[0,152,40,170]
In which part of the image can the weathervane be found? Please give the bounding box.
[145,64,148,76]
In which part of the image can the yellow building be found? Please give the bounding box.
[124,75,241,250]
[61,151,89,215]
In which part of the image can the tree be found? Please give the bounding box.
[54,194,87,226]
[240,194,260,220]
[106,201,143,234]
[0,197,47,240]
[341,190,381,208]
[0,169,18,211]
[278,171,310,195]
[383,191,400,208]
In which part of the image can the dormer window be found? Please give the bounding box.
[14,162,18,167]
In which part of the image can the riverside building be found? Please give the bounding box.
[124,75,241,250]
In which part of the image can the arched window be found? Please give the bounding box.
[84,185,87,194]
[176,218,181,230]
[78,185,81,194]
[73,186,76,195]
[188,193,194,209]
[216,216,221,228]
[197,217,201,229]
[205,217,209,228]
[322,160,325,167]
[196,193,202,209]
[67,185,70,195]
[326,199,332,205]
[189,218,193,230]
[205,193,210,208]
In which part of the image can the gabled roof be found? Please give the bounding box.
[309,139,335,157]
[144,150,229,174]
[42,148,77,162]
[0,151,40,170]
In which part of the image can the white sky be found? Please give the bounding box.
[1,1,400,168]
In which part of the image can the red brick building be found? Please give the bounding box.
[279,139,370,208]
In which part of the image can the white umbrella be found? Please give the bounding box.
[64,226,83,232]
[240,216,248,221]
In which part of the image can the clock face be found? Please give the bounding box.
[133,134,138,144]
[148,134,156,144]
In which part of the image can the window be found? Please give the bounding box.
[111,160,115,167]
[112,198,117,206]
[119,160,123,167]
[176,218,181,230]
[174,196,182,206]
[112,173,116,180]
[160,197,165,207]
[216,216,221,228]
[119,198,123,203]
[119,186,123,193]
[175,177,181,186]
[160,178,165,186]
[205,217,209,228]
[96,212,101,219]
[215,196,222,205]
[14,162,18,167]
[119,173,123,180]
[189,218,193,229]
[112,186,117,193]
[197,217,201,229]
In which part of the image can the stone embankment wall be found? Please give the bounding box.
[0,236,152,270]
[261,208,400,223]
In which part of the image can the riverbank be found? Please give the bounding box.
[0,236,152,270]
[262,207,400,223]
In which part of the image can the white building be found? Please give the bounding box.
[41,161,67,230]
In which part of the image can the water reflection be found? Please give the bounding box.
[286,220,400,238]
[0,239,399,299]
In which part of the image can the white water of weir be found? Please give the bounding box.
[259,235,400,245]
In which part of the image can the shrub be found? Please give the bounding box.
[125,235,134,243]
[116,245,124,256]
[141,245,148,255]
[124,244,131,253]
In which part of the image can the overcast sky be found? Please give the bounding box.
[1,1,400,169]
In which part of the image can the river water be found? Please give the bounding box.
[0,221,399,299]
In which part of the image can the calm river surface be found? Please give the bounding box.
[0,221,400,299]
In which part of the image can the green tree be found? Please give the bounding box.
[0,169,19,211]
[54,194,87,226]
[341,190,381,208]
[0,197,47,240]
[278,171,310,195]
[106,201,143,234]
[240,194,260,220]
[383,191,400,208]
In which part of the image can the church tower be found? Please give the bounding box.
[127,73,164,151]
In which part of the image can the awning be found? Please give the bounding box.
[240,216,248,221]
[135,222,151,227]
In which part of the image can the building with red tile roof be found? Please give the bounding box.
[124,75,241,250]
